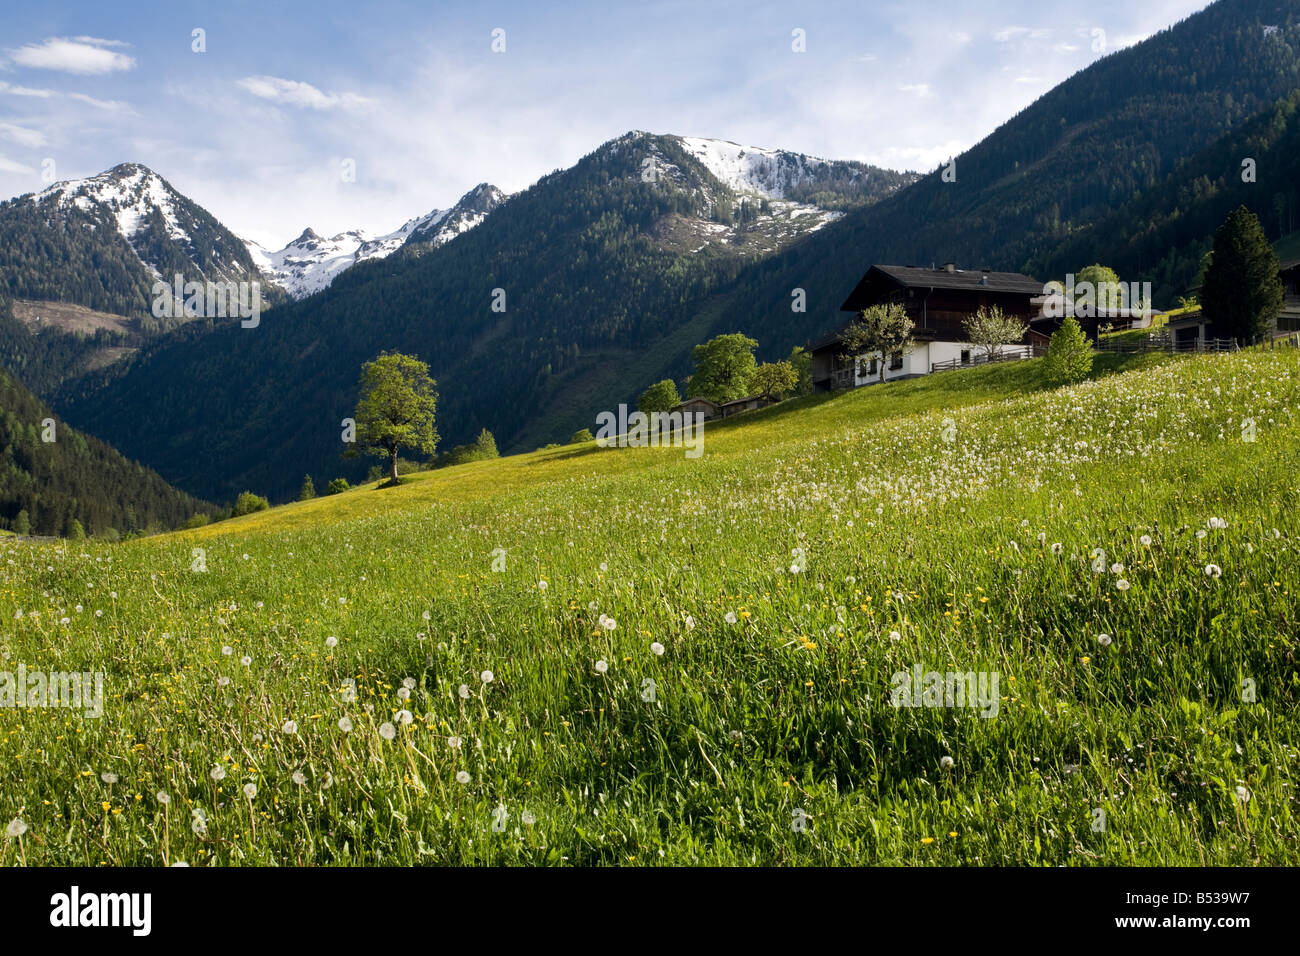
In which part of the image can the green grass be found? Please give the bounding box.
[2,349,1298,866]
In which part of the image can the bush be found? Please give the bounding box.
[183,513,212,529]
[299,475,316,500]
[1044,316,1093,385]
[569,428,594,443]
[327,478,350,495]
[68,518,86,541]
[13,509,30,536]
[233,491,270,516]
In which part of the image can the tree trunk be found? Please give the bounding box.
[389,445,399,482]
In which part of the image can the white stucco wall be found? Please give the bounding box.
[848,341,1031,384]
[852,343,930,385]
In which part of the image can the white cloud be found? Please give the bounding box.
[8,37,136,75]
[0,153,33,174]
[0,80,128,113]
[0,81,56,98]
[899,83,932,97]
[236,76,372,111]
[67,36,129,48]
[66,92,129,112]
[0,122,46,147]
[1108,33,1151,49]
[993,26,1054,42]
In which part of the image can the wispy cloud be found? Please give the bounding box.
[0,81,127,111]
[7,37,136,75]
[66,93,129,112]
[0,122,47,147]
[993,26,1054,42]
[0,81,57,98]
[236,76,372,111]
[0,153,33,174]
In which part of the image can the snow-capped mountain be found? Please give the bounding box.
[247,183,505,298]
[23,162,267,288]
[678,135,863,201]
[599,131,917,256]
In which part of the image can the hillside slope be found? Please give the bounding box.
[0,363,210,536]
[5,349,1298,864]
[1031,90,1300,302]
[709,0,1300,349]
[60,133,912,501]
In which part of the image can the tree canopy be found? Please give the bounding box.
[963,305,1028,360]
[751,361,799,400]
[354,352,439,484]
[686,333,758,403]
[838,303,915,384]
[637,379,682,414]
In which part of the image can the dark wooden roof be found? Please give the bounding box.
[839,264,1043,312]
[719,393,770,408]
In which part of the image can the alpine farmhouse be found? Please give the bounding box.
[809,263,1042,391]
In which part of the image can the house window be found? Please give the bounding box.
[960,349,971,365]
[889,351,903,370]
[864,356,878,376]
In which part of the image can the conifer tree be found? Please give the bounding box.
[1202,206,1284,344]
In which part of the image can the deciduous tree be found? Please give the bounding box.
[354,352,439,485]
[838,303,914,384]
[963,305,1027,360]
[686,334,759,403]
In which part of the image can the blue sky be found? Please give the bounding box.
[0,0,1211,247]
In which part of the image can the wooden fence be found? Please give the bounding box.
[930,346,1046,373]
[1094,336,1239,354]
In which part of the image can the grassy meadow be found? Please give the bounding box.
[2,349,1299,865]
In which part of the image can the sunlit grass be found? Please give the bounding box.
[2,349,1297,866]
